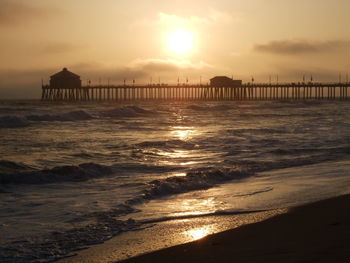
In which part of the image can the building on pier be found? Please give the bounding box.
[42,68,87,101]
[210,76,242,87]
[50,68,81,89]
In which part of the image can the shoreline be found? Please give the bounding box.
[119,194,350,263]
[59,209,285,263]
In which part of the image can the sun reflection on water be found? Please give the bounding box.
[186,227,210,240]
[171,126,196,140]
[174,172,187,177]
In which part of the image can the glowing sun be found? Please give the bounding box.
[167,29,194,55]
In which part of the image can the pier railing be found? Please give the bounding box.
[41,83,350,101]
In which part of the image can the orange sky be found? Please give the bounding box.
[1,0,350,98]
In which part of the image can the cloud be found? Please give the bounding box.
[276,67,344,82]
[0,0,59,26]
[41,43,85,54]
[133,9,239,30]
[253,39,350,55]
[129,58,211,72]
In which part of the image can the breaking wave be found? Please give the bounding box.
[0,163,113,184]
[102,106,156,118]
[0,110,93,128]
[0,164,254,263]
[0,160,34,174]
[123,167,252,204]
[0,161,184,185]
[26,110,92,121]
[0,116,29,128]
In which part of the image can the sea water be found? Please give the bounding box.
[0,100,350,262]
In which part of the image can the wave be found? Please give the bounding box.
[102,106,156,118]
[0,162,184,185]
[226,127,287,135]
[0,204,141,263]
[139,168,252,200]
[0,163,113,184]
[0,110,93,128]
[0,160,34,174]
[0,116,29,128]
[136,139,196,150]
[224,152,350,174]
[187,104,237,111]
[113,163,182,174]
[0,163,269,263]
[269,146,350,156]
[26,110,93,121]
[255,102,310,109]
[0,204,268,263]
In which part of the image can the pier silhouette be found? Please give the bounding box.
[41,82,350,101]
[41,69,350,101]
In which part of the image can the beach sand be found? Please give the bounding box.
[120,194,350,263]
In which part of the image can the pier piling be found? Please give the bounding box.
[41,83,350,101]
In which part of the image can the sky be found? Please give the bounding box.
[1,0,350,98]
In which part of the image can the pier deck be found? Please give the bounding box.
[41,83,350,101]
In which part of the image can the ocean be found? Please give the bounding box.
[0,100,350,262]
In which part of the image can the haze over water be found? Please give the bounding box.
[1,100,350,262]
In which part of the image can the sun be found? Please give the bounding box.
[167,29,194,55]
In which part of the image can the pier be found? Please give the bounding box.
[41,83,350,101]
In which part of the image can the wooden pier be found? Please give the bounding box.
[41,83,350,101]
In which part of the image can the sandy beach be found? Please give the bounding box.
[120,194,350,263]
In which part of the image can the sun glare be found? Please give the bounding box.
[187,228,210,240]
[167,29,194,55]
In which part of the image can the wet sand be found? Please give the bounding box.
[120,194,350,263]
[59,210,284,263]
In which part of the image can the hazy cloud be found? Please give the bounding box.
[41,43,85,54]
[158,10,236,27]
[129,58,211,72]
[253,39,350,55]
[0,0,59,26]
[133,9,240,30]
